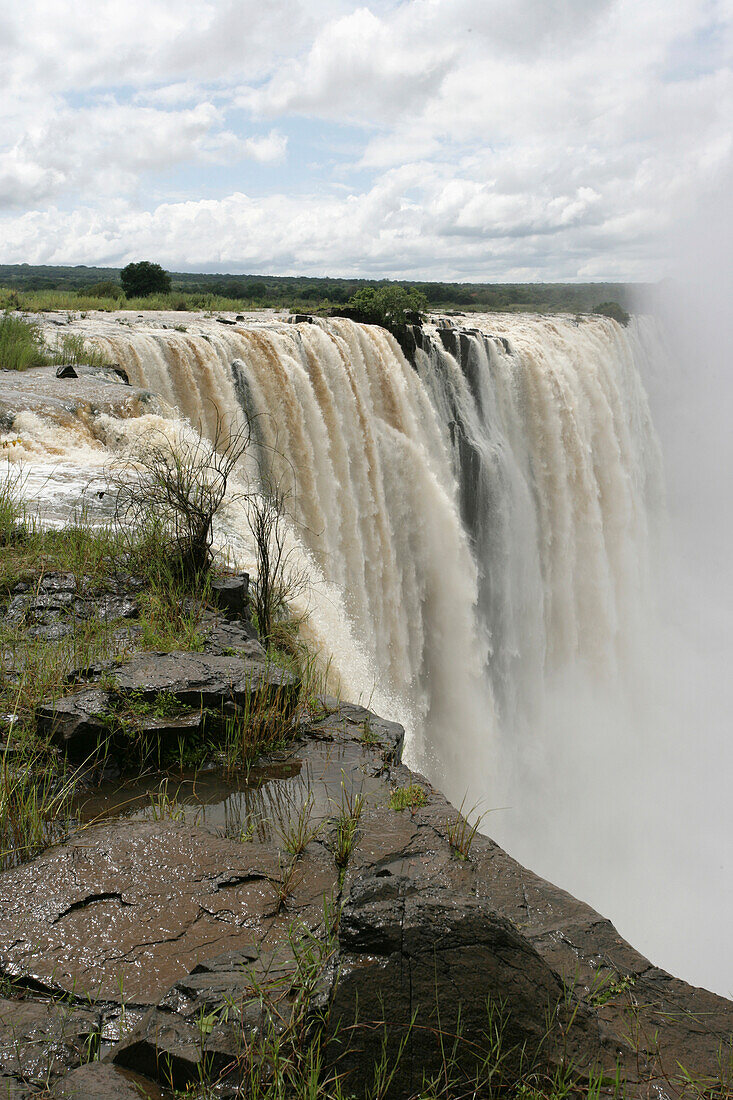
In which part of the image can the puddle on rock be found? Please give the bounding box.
[73,737,386,848]
[75,756,308,845]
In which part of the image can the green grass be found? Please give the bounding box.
[446,798,485,861]
[0,744,78,872]
[389,783,428,812]
[332,781,364,870]
[0,310,118,371]
[0,288,262,315]
[0,313,49,370]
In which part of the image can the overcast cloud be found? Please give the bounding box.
[1,0,731,279]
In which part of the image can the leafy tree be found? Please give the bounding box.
[592,301,630,327]
[343,285,427,330]
[120,261,171,298]
[82,280,123,298]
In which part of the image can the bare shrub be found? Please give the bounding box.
[246,472,308,644]
[111,413,250,582]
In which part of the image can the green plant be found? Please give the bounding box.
[342,285,428,332]
[0,744,79,872]
[446,798,485,861]
[589,970,636,1007]
[0,313,49,370]
[389,783,427,813]
[120,261,171,298]
[147,779,187,822]
[592,301,630,327]
[0,465,26,544]
[222,669,298,768]
[278,793,323,859]
[246,474,308,645]
[272,851,303,914]
[49,332,116,371]
[332,780,364,870]
[360,714,382,746]
[82,280,123,299]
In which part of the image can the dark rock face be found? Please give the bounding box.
[5,575,138,642]
[52,1062,163,1100]
[208,572,249,621]
[109,651,298,710]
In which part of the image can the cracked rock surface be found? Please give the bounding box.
[0,694,731,1098]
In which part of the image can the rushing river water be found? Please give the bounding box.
[2,309,730,998]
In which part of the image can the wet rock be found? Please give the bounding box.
[0,821,280,1004]
[109,651,298,712]
[36,690,112,759]
[208,573,249,621]
[5,575,139,640]
[3,691,731,1097]
[112,943,334,1090]
[327,883,582,1095]
[52,1062,162,1100]
[55,365,130,386]
[0,999,98,1087]
[307,700,404,764]
[203,616,264,659]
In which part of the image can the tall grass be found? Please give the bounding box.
[0,313,49,370]
[0,311,116,372]
[0,746,78,872]
[0,287,268,314]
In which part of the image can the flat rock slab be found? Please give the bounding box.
[0,821,281,1004]
[0,999,98,1087]
[111,652,298,709]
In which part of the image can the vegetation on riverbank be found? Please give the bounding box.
[0,424,318,873]
[0,261,642,316]
[0,311,115,371]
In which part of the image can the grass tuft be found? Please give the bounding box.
[389,783,428,813]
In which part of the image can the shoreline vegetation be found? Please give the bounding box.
[0,261,638,319]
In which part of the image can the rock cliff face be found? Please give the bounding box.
[0,643,731,1098]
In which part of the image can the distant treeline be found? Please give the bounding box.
[0,264,645,314]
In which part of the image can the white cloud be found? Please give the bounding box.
[243,131,288,163]
[0,0,731,279]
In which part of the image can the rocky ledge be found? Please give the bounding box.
[0,644,731,1098]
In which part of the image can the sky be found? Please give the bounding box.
[0,0,731,281]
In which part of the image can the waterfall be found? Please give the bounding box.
[83,315,498,788]
[12,308,730,994]
[413,316,664,725]
[53,311,660,793]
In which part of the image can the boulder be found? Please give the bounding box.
[109,651,298,712]
[208,573,250,621]
[36,650,298,763]
[52,1062,163,1100]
